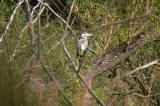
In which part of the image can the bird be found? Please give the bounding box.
[76,32,93,61]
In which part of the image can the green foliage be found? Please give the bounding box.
[0,0,160,105]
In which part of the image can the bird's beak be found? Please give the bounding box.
[87,33,93,36]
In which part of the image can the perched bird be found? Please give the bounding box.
[76,32,92,61]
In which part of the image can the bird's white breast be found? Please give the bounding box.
[80,41,88,51]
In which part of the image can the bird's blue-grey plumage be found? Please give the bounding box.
[76,32,92,61]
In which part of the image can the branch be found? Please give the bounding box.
[48,17,75,53]
[120,59,159,78]
[61,0,78,71]
[37,0,78,40]
[0,0,24,44]
[101,14,151,27]
[39,57,73,106]
[10,3,45,61]
[61,40,78,71]
[86,33,153,78]
[40,35,73,106]
[59,1,104,105]
[79,13,151,79]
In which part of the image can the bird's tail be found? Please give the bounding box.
[77,51,83,62]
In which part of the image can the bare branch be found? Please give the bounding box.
[48,16,76,53]
[120,59,159,78]
[101,14,151,28]
[60,0,78,71]
[10,3,45,61]
[0,0,24,44]
[38,2,43,57]
[80,14,152,75]
[39,57,73,106]
[37,0,78,40]
[104,25,113,53]
[58,1,104,105]
[39,35,73,106]
[86,33,153,78]
[61,40,78,71]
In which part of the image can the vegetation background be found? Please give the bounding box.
[0,0,160,106]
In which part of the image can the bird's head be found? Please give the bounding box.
[81,32,92,39]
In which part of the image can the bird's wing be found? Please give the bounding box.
[79,38,86,44]
[76,38,88,57]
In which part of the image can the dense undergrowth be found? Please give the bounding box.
[0,0,160,106]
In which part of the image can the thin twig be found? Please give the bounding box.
[61,41,78,71]
[48,16,76,53]
[38,2,43,57]
[39,30,73,105]
[32,3,74,102]
[101,14,151,28]
[61,0,78,71]
[120,59,159,78]
[59,1,105,105]
[81,14,151,72]
[37,0,78,40]
[77,11,109,73]
[39,57,73,106]
[80,14,151,74]
[131,93,158,104]
[0,0,24,44]
[104,25,113,53]
[107,59,159,89]
[24,64,55,71]
[10,3,45,61]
